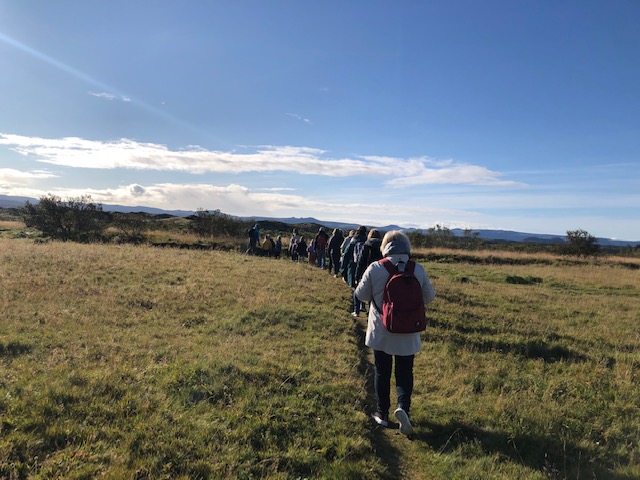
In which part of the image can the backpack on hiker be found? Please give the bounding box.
[373,258,426,333]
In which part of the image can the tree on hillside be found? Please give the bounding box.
[22,194,108,242]
[189,208,248,238]
[426,224,454,248]
[565,229,600,257]
[111,212,148,243]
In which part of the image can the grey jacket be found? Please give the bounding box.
[355,254,435,355]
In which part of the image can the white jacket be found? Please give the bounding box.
[354,254,436,356]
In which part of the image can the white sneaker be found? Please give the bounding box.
[371,412,389,427]
[394,408,413,436]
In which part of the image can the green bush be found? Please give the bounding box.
[22,194,108,242]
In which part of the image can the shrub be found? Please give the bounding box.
[188,208,250,238]
[564,229,600,258]
[22,194,108,242]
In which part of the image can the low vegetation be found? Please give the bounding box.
[12,195,640,257]
[1,236,639,478]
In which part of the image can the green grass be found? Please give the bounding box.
[1,239,639,479]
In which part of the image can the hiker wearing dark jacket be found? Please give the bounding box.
[296,236,308,262]
[345,226,367,317]
[339,230,355,282]
[327,228,344,276]
[345,226,367,289]
[354,230,435,436]
[355,229,383,282]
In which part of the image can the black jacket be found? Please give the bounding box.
[355,238,383,281]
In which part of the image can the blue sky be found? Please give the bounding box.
[1,1,638,240]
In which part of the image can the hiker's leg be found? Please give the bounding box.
[373,350,392,416]
[353,290,360,315]
[394,354,415,414]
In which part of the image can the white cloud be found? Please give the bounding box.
[386,161,523,187]
[0,181,469,225]
[89,91,131,102]
[0,168,58,186]
[0,133,521,188]
[286,112,312,124]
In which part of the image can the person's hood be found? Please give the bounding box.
[382,238,411,257]
[352,232,367,243]
[365,238,382,248]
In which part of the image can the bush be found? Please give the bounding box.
[188,209,249,238]
[564,229,600,258]
[22,195,108,242]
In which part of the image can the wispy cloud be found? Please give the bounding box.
[384,158,520,187]
[285,112,312,124]
[0,133,521,187]
[89,91,131,102]
[0,168,58,186]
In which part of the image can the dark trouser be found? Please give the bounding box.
[330,251,341,275]
[373,350,414,416]
[353,289,365,315]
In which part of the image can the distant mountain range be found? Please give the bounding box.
[2,194,638,247]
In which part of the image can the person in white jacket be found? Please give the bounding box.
[354,230,436,435]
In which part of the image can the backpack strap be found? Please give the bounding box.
[405,260,416,274]
[381,258,415,275]
[372,259,395,313]
[380,257,396,275]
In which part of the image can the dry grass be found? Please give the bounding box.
[1,238,639,479]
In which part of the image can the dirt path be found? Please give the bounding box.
[370,419,420,479]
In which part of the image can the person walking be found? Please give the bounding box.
[346,226,368,317]
[355,228,383,283]
[289,228,301,261]
[327,228,344,276]
[314,227,330,269]
[247,223,260,254]
[274,235,283,259]
[354,230,436,436]
[339,230,355,283]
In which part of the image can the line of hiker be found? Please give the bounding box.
[288,225,437,438]
[248,223,437,438]
[246,223,283,258]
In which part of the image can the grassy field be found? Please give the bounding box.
[1,238,639,479]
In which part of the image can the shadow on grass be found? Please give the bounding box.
[429,320,589,364]
[351,317,404,480]
[413,419,635,480]
[0,341,31,358]
[447,334,587,363]
[431,320,622,366]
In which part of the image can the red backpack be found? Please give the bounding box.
[375,258,427,333]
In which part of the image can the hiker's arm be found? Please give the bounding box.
[421,273,436,305]
[354,266,373,302]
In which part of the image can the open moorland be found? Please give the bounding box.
[1,234,639,479]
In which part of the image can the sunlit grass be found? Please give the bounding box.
[1,238,639,478]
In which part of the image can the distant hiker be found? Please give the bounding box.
[261,234,275,257]
[314,227,330,269]
[296,236,308,262]
[354,230,436,436]
[247,223,260,254]
[274,235,283,259]
[327,228,344,276]
[345,225,368,317]
[308,239,317,265]
[339,230,355,282]
[289,228,301,261]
